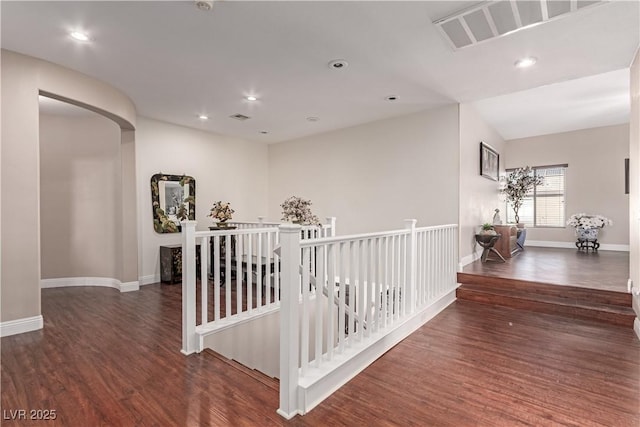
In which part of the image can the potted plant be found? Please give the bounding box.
[500,166,543,225]
[281,196,320,225]
[208,201,234,226]
[479,223,497,235]
[566,213,612,239]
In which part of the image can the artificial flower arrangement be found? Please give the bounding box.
[208,201,234,223]
[566,213,612,229]
[281,196,320,225]
[500,166,544,224]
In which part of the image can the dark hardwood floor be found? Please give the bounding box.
[2,283,638,426]
[462,247,629,292]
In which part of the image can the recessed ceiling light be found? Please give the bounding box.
[260,131,269,134]
[306,117,319,122]
[246,96,258,101]
[385,95,399,101]
[328,59,348,70]
[198,114,209,120]
[70,31,90,42]
[514,57,537,68]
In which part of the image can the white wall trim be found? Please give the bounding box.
[525,240,630,252]
[1,315,44,337]
[140,274,160,286]
[40,277,140,293]
[634,318,640,341]
[459,250,481,269]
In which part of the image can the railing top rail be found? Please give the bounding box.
[194,227,279,237]
[299,228,409,247]
[415,224,458,232]
[228,220,281,226]
[298,223,458,248]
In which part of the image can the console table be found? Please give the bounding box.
[209,226,237,280]
[160,244,200,284]
[493,225,519,258]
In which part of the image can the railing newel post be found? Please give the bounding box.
[278,223,302,418]
[181,220,198,355]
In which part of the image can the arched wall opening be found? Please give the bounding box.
[1,49,138,336]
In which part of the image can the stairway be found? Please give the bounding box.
[203,349,279,391]
[456,272,635,327]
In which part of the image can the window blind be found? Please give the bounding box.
[505,165,566,227]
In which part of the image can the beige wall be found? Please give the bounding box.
[505,125,630,247]
[268,105,460,236]
[1,50,136,323]
[39,113,122,279]
[459,104,506,263]
[629,50,639,331]
[135,117,269,282]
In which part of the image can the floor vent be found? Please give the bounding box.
[434,0,607,50]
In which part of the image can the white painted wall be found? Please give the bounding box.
[1,49,136,325]
[39,113,122,279]
[268,105,460,235]
[459,103,506,264]
[505,124,630,247]
[629,50,639,337]
[135,117,269,283]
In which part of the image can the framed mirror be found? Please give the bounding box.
[151,173,196,233]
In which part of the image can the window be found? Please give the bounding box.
[505,165,567,227]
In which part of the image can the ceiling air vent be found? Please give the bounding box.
[230,114,250,121]
[434,0,607,50]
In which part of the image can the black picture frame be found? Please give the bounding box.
[625,158,629,195]
[480,142,499,181]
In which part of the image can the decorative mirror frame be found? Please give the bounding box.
[150,173,196,233]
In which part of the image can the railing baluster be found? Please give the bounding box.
[316,243,325,367]
[247,234,253,313]
[266,231,272,307]
[338,242,346,352]
[327,243,335,360]
[348,241,356,344]
[257,232,263,309]
[234,235,241,317]
[301,247,310,375]
[200,237,209,326]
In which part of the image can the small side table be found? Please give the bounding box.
[475,234,505,263]
[160,244,201,284]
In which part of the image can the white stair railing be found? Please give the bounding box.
[278,220,458,418]
[181,217,336,355]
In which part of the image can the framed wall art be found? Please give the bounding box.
[150,173,196,233]
[480,142,499,181]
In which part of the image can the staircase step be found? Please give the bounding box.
[203,349,279,391]
[456,271,634,328]
[457,272,632,307]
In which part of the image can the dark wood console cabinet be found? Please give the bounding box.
[160,244,200,284]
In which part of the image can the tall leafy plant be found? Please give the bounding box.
[500,167,543,224]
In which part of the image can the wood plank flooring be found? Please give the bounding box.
[2,283,639,426]
[462,247,629,292]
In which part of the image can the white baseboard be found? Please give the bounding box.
[40,277,140,293]
[1,315,43,337]
[634,318,640,341]
[459,251,481,268]
[140,274,160,286]
[525,240,630,252]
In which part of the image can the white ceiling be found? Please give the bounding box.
[2,1,639,143]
